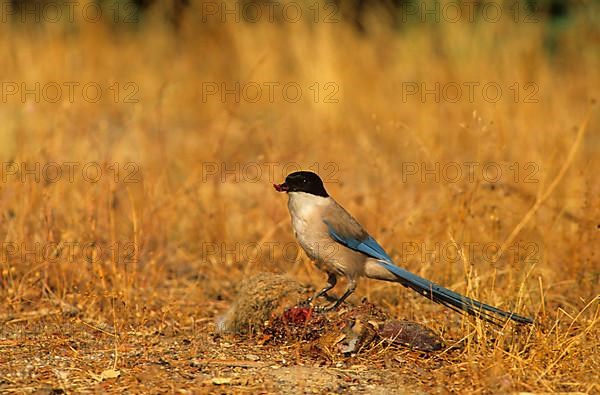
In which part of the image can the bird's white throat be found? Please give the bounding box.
[287,191,330,219]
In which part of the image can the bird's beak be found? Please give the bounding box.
[273,182,289,192]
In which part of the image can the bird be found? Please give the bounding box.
[273,171,533,325]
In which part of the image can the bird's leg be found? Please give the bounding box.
[316,278,357,312]
[307,272,337,304]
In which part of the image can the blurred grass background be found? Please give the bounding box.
[0,0,598,392]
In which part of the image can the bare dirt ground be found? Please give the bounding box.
[1,256,597,394]
[0,292,528,394]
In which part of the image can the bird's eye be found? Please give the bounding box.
[302,179,307,183]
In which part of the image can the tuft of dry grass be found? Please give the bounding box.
[0,1,599,393]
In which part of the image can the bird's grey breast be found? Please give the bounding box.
[287,192,331,261]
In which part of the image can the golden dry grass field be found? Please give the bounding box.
[0,0,599,393]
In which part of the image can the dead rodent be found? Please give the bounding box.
[216,272,310,334]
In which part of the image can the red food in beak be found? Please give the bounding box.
[273,183,289,192]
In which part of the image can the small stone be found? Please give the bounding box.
[211,377,231,385]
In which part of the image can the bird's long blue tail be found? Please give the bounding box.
[379,261,533,325]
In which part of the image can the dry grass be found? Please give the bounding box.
[0,1,599,393]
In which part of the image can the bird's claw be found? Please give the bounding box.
[299,298,313,308]
[303,292,327,307]
[304,291,340,312]
[312,303,337,313]
[312,305,327,313]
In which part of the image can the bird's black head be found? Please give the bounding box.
[273,171,329,197]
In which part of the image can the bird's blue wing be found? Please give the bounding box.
[324,220,393,264]
[324,219,532,325]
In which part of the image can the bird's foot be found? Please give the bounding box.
[303,292,331,307]
[312,302,339,313]
[298,298,312,308]
[303,290,343,312]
